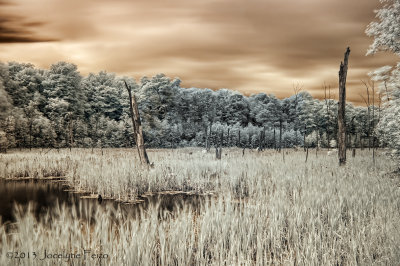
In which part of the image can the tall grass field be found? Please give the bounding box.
[1,148,399,265]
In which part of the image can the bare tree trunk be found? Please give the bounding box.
[124,81,150,165]
[263,126,266,149]
[305,147,309,162]
[338,47,350,166]
[316,130,319,157]
[384,81,390,102]
[324,83,331,150]
[216,131,222,159]
[361,80,371,151]
[221,130,224,149]
[360,136,364,150]
[372,82,375,150]
[258,128,265,151]
[368,89,371,151]
[69,120,73,152]
[279,121,282,152]
[207,122,213,151]
[227,128,230,147]
[293,84,302,147]
[238,130,241,147]
[303,125,306,151]
[378,92,382,147]
[29,122,32,151]
[373,147,375,164]
[204,126,208,149]
[372,82,376,164]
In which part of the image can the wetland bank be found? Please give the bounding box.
[1,148,400,265]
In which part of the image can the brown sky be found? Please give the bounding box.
[0,0,398,104]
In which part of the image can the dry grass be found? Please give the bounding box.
[1,148,400,265]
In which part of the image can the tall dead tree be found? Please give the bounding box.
[361,80,371,150]
[323,82,332,149]
[124,81,150,165]
[371,81,376,163]
[338,47,350,166]
[279,120,283,152]
[293,83,302,146]
[377,92,383,147]
[303,124,306,152]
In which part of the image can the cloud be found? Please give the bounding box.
[0,1,57,43]
[0,0,398,105]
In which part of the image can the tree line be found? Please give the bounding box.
[365,0,400,158]
[0,61,379,151]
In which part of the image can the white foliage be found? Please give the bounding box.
[366,0,400,56]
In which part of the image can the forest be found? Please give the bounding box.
[0,61,389,151]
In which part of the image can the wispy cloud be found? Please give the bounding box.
[0,0,397,104]
[0,1,57,43]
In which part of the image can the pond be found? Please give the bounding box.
[0,179,209,224]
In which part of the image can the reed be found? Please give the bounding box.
[1,149,399,265]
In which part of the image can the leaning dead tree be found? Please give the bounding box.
[338,47,350,166]
[124,81,150,165]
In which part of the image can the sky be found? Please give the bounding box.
[0,0,398,105]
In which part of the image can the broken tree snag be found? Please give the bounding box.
[338,47,350,166]
[124,80,150,165]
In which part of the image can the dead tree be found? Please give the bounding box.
[273,128,276,150]
[361,80,372,150]
[323,82,332,149]
[216,130,222,159]
[258,128,266,151]
[227,128,230,147]
[262,126,266,149]
[124,81,150,165]
[338,47,350,166]
[293,83,302,146]
[238,129,241,147]
[305,147,309,162]
[383,79,390,102]
[206,122,213,152]
[303,124,306,152]
[204,126,208,150]
[377,92,383,147]
[372,81,375,163]
[279,120,283,152]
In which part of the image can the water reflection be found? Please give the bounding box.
[0,179,209,224]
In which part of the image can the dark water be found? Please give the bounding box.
[0,179,209,224]
[0,179,96,223]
